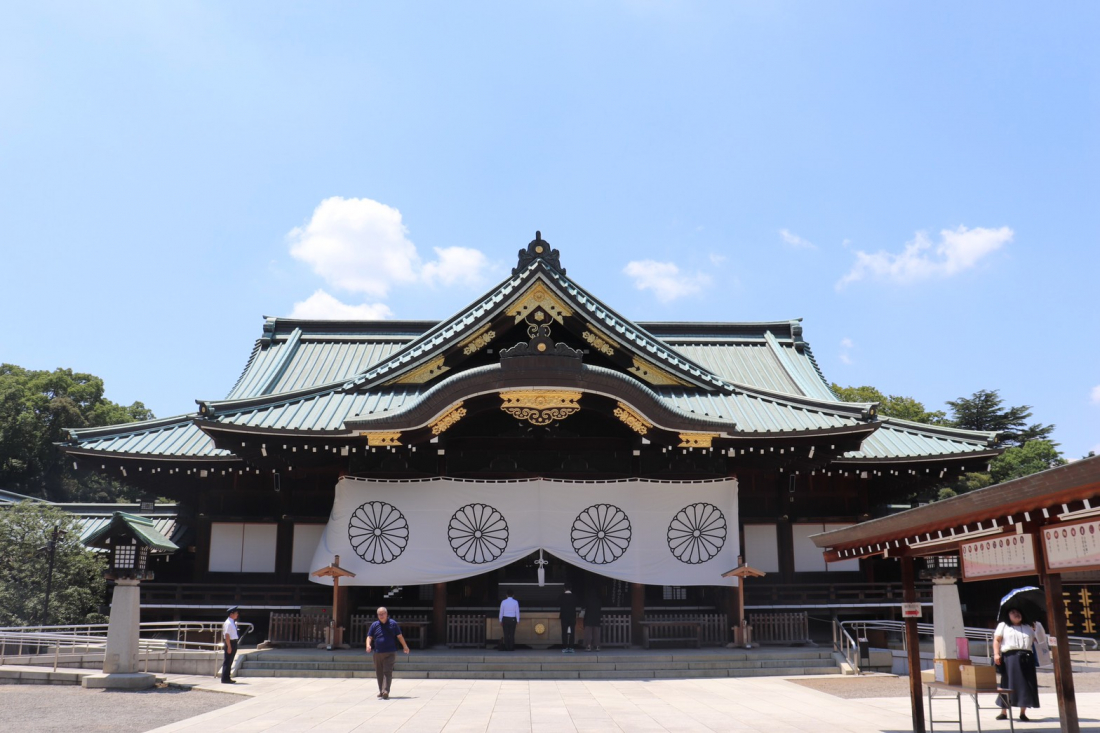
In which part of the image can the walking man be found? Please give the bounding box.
[558,586,577,653]
[221,606,240,684]
[499,591,520,651]
[365,606,409,699]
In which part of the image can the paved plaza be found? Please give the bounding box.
[148,672,1100,733]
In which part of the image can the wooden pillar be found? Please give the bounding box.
[901,556,926,733]
[1038,542,1079,732]
[335,583,350,636]
[433,582,448,647]
[630,583,645,646]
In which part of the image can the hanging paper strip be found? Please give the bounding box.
[309,477,738,587]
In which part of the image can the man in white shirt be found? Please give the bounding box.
[498,592,520,651]
[222,606,240,683]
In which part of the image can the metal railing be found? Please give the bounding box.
[832,618,1099,675]
[0,621,254,676]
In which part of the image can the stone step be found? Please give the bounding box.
[245,651,831,665]
[239,656,836,673]
[236,664,838,681]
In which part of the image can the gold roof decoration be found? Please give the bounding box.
[500,390,582,426]
[507,282,573,324]
[628,356,691,387]
[678,432,720,449]
[386,355,449,385]
[430,402,467,435]
[360,431,403,447]
[613,402,653,435]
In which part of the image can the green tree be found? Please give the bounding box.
[945,389,1055,447]
[0,365,153,502]
[831,384,947,424]
[0,502,107,626]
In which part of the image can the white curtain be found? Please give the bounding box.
[309,477,738,587]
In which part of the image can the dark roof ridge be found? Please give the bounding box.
[66,413,200,442]
[876,416,998,445]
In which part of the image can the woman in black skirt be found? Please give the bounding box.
[993,607,1040,722]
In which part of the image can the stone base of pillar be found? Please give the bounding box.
[82,672,157,690]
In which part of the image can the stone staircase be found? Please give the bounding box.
[238,648,839,680]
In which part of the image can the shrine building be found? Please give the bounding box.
[61,234,1002,644]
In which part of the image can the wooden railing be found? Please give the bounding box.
[745,582,933,607]
[447,614,486,648]
[349,614,429,648]
[599,614,631,647]
[749,612,811,644]
[643,613,728,645]
[268,613,330,645]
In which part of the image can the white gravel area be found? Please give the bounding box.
[0,683,240,733]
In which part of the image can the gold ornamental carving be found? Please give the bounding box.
[678,432,719,449]
[629,356,690,387]
[508,282,573,324]
[500,390,581,426]
[360,431,403,447]
[459,327,495,356]
[430,402,467,435]
[388,355,449,385]
[582,328,615,356]
[613,402,652,435]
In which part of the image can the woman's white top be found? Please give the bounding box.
[995,622,1035,652]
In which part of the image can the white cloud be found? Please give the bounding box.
[623,260,711,303]
[289,290,394,320]
[708,253,727,266]
[837,225,1012,289]
[839,337,854,365]
[1091,385,1100,405]
[779,229,816,249]
[287,197,491,299]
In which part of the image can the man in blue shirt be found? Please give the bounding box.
[498,592,520,651]
[365,606,409,699]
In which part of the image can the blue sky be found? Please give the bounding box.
[2,2,1097,457]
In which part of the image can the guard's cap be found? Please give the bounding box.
[226,606,239,615]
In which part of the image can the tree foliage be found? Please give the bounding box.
[0,365,153,501]
[834,383,1063,499]
[0,502,107,626]
[946,389,1055,447]
[831,384,947,424]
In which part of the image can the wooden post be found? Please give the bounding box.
[630,583,645,646]
[433,582,448,647]
[901,556,926,733]
[1037,537,1079,732]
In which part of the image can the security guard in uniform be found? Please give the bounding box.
[222,606,240,683]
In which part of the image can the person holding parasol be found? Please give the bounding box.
[993,587,1049,722]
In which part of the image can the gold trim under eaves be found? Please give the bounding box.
[360,431,403,447]
[500,390,581,426]
[459,326,495,356]
[387,355,449,385]
[679,433,719,449]
[430,402,467,435]
[629,356,690,387]
[582,328,616,356]
[613,402,652,435]
[508,282,573,324]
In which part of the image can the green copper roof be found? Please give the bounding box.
[83,511,179,553]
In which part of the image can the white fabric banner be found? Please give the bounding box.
[309,477,738,587]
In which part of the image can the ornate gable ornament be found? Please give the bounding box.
[513,231,565,275]
[500,390,582,426]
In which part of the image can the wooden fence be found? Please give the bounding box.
[446,614,486,648]
[268,613,330,646]
[349,614,429,647]
[599,614,632,647]
[748,611,811,645]
[642,613,728,645]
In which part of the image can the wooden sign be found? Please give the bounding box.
[1043,518,1100,573]
[960,533,1037,580]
